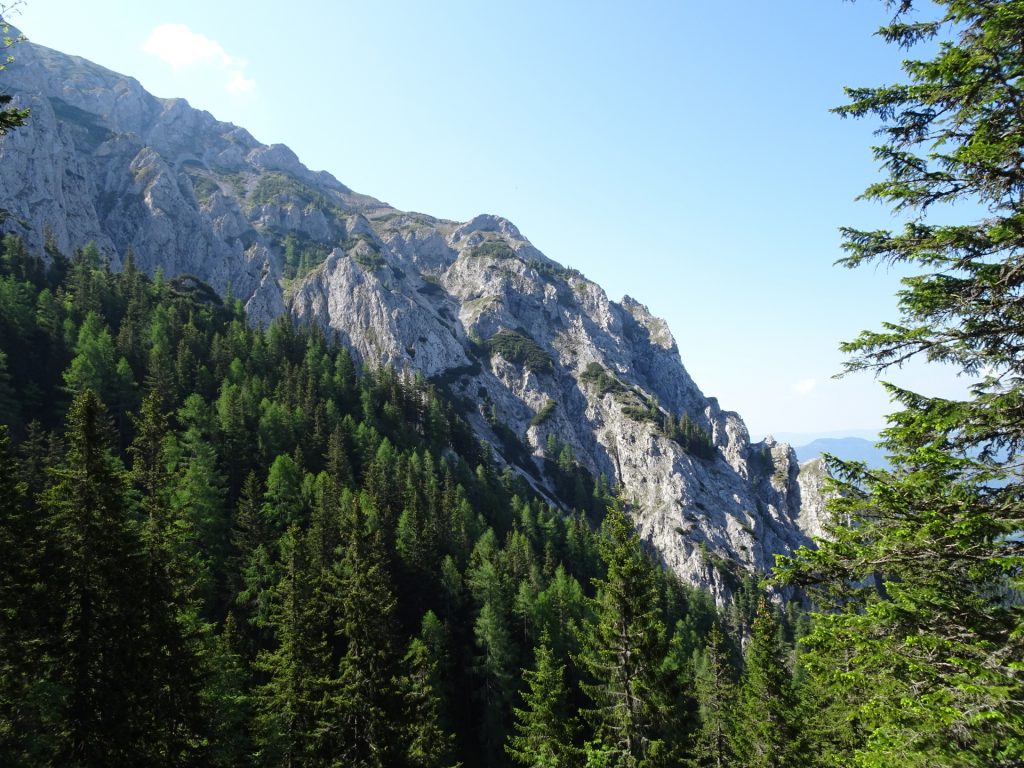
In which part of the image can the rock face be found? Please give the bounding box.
[796,457,834,542]
[0,32,818,601]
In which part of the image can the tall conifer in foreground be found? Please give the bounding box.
[0,424,53,767]
[576,502,671,767]
[399,614,458,768]
[44,389,200,766]
[692,623,734,768]
[322,491,404,767]
[778,1,1024,765]
[729,599,795,768]
[507,634,578,768]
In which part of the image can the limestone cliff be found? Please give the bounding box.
[0,32,819,600]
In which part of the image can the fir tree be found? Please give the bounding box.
[203,613,255,768]
[0,348,17,427]
[0,425,56,767]
[473,599,518,765]
[44,389,200,765]
[62,311,117,400]
[399,615,458,768]
[319,491,403,767]
[507,635,579,768]
[253,525,324,768]
[730,599,795,768]
[576,502,672,768]
[777,2,1024,764]
[692,624,734,768]
[167,394,230,610]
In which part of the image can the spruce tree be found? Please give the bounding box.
[203,613,255,768]
[729,599,795,768]
[167,394,229,610]
[319,491,403,767]
[128,392,210,764]
[506,635,578,768]
[0,425,55,767]
[777,2,1024,764]
[253,524,323,768]
[0,349,17,427]
[692,624,734,768]
[575,502,671,768]
[399,617,458,768]
[232,470,281,648]
[472,595,518,766]
[533,564,586,661]
[44,389,200,765]
[62,312,118,400]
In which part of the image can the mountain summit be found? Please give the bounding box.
[0,32,820,599]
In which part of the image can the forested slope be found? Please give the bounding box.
[0,29,816,600]
[0,235,805,767]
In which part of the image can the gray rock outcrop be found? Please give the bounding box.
[0,31,820,601]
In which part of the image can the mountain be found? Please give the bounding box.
[0,31,818,599]
[793,436,886,468]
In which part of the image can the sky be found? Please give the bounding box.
[7,0,970,442]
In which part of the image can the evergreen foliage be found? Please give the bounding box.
[661,412,715,460]
[777,2,1024,765]
[507,636,578,768]
[578,362,628,397]
[5,4,1022,765]
[729,599,796,768]
[529,398,557,427]
[485,329,555,374]
[576,502,673,767]
[0,15,29,136]
[692,624,734,768]
[0,235,805,764]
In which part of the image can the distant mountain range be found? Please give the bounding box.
[793,437,887,468]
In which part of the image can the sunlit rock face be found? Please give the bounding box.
[0,32,818,601]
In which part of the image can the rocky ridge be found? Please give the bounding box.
[0,32,828,600]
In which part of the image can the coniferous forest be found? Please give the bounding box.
[2,1,1024,767]
[0,235,796,767]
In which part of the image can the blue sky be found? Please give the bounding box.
[8,0,967,441]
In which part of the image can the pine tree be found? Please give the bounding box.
[507,635,578,768]
[253,524,325,768]
[129,392,174,537]
[729,599,795,768]
[318,491,403,767]
[262,452,305,532]
[128,391,210,764]
[43,389,200,765]
[0,348,17,427]
[115,248,149,369]
[692,624,734,768]
[534,564,586,662]
[399,615,458,768]
[17,419,62,500]
[0,425,56,767]
[145,305,178,409]
[793,634,865,768]
[62,311,118,400]
[473,599,518,765]
[203,613,255,768]
[575,502,671,768]
[776,2,1024,764]
[167,394,229,609]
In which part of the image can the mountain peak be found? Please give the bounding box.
[0,33,817,600]
[452,213,523,241]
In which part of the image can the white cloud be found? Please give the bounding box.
[226,70,256,94]
[143,23,255,94]
[793,378,817,396]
